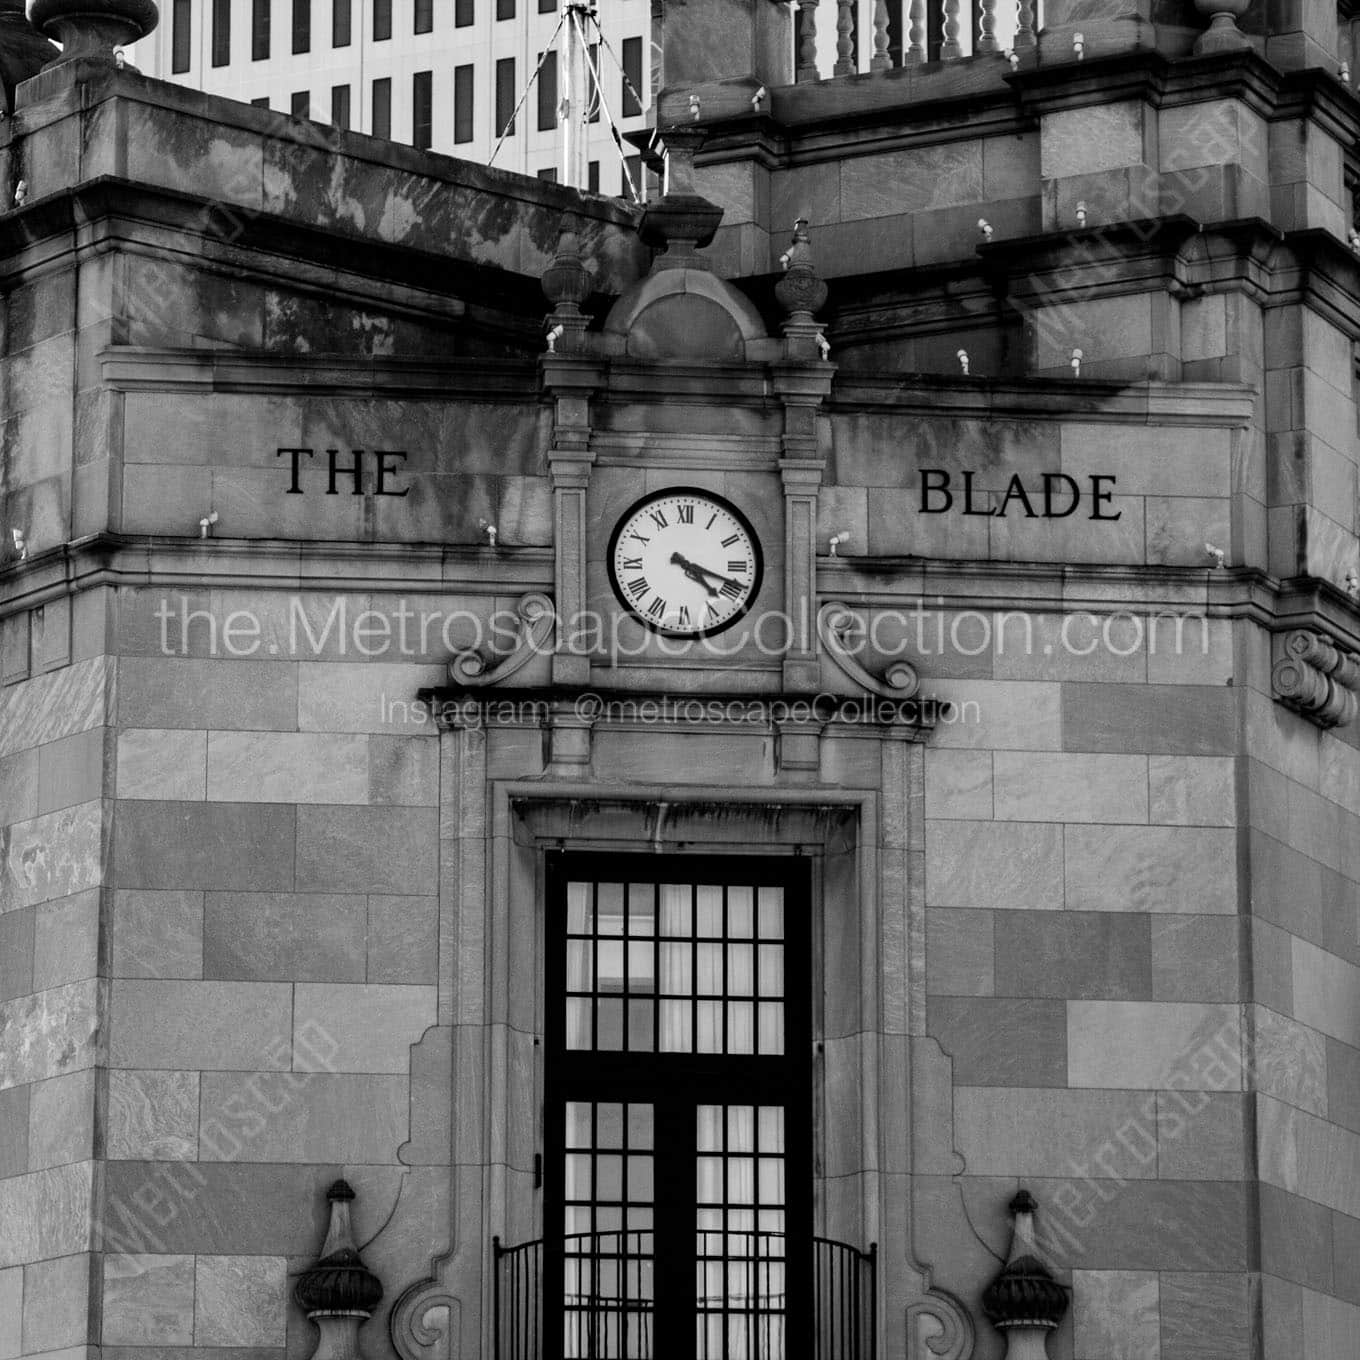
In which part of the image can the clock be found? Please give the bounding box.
[607,488,763,638]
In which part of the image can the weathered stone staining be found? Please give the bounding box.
[1,0,1359,1354]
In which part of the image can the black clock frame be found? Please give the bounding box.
[606,487,766,640]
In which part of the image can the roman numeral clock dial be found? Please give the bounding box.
[607,489,764,638]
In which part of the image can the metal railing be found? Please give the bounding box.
[493,1231,876,1360]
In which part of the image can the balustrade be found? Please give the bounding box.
[794,0,1039,78]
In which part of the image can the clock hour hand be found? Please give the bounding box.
[678,557,743,590]
[669,552,720,597]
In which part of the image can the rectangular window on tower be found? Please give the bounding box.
[537,50,557,132]
[454,64,474,143]
[292,0,310,52]
[252,0,271,58]
[588,43,600,122]
[333,0,351,47]
[544,856,813,1360]
[455,0,474,25]
[331,83,351,129]
[372,76,392,139]
[622,36,642,117]
[291,90,310,118]
[588,160,600,193]
[171,0,190,72]
[415,0,433,31]
[374,0,392,40]
[497,0,515,19]
[211,0,231,66]
[539,0,555,11]
[412,71,433,149]
[495,57,515,137]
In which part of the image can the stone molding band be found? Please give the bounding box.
[1272,628,1360,728]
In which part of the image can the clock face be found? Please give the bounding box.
[607,488,764,638]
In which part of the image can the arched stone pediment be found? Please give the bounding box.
[603,265,768,360]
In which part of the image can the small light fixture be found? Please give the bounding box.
[14,180,27,206]
[1343,61,1352,82]
[751,85,767,111]
[10,528,26,560]
[545,323,565,353]
[1205,542,1226,568]
[1005,47,1019,69]
[829,533,850,557]
[978,218,993,241]
[1075,200,1088,228]
[1349,229,1360,253]
[1073,31,1085,58]
[957,349,971,375]
[816,333,831,360]
[688,94,701,121]
[198,510,219,539]
[478,519,499,548]
[1070,348,1083,377]
[1346,568,1359,597]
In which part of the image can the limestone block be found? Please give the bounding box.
[1334,1213,1360,1306]
[927,680,1063,751]
[1155,1090,1246,1180]
[33,889,99,991]
[1159,1272,1251,1358]
[995,912,1151,999]
[109,980,293,1071]
[954,1087,1160,1178]
[0,1162,93,1269]
[1065,825,1236,913]
[924,749,992,819]
[101,1254,195,1345]
[296,661,445,735]
[0,980,99,1092]
[1146,495,1232,568]
[1041,103,1153,178]
[111,889,203,979]
[1253,920,1295,1020]
[21,1252,88,1354]
[1328,1038,1360,1134]
[0,799,102,913]
[206,731,368,804]
[0,908,34,1004]
[1148,756,1236,825]
[117,658,298,732]
[368,736,438,806]
[993,612,1148,683]
[0,1267,19,1359]
[1072,1269,1159,1360]
[295,805,437,895]
[1151,916,1240,1002]
[1067,1001,1242,1089]
[193,1255,287,1346]
[114,801,296,892]
[198,1071,408,1162]
[203,891,366,983]
[0,1086,27,1178]
[27,1070,94,1171]
[292,982,437,1073]
[994,752,1148,823]
[1292,938,1360,1046]
[928,996,1067,1085]
[368,894,438,984]
[1302,1287,1360,1359]
[1258,1183,1334,1293]
[36,728,103,815]
[926,820,1064,910]
[1061,683,1234,755]
[925,908,994,996]
[115,729,207,801]
[107,1070,199,1161]
[841,142,983,220]
[1252,1003,1328,1116]
[0,748,38,830]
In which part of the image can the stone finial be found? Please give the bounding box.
[981,1191,1068,1360]
[294,1181,383,1359]
[0,1,58,112]
[28,0,159,65]
[638,126,723,269]
[775,219,828,324]
[1191,0,1250,52]
[541,213,593,350]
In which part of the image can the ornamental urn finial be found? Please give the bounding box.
[0,0,58,112]
[294,1181,383,1359]
[775,218,828,324]
[541,212,593,351]
[29,0,159,64]
[981,1190,1069,1360]
[638,126,724,268]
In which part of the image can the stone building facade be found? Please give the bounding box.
[2,0,1360,1357]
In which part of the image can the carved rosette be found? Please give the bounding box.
[29,0,159,62]
[1272,629,1360,728]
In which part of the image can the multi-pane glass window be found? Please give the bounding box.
[454,64,474,143]
[292,0,310,53]
[415,0,434,32]
[563,881,787,1056]
[171,0,190,73]
[412,71,433,150]
[332,0,351,47]
[547,855,809,1360]
[371,77,392,139]
[456,0,474,25]
[331,84,351,130]
[373,0,392,40]
[495,57,516,137]
[537,51,558,132]
[621,36,643,118]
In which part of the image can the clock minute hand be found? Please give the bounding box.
[685,559,743,590]
[669,552,720,597]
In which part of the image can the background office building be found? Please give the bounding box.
[130,0,653,190]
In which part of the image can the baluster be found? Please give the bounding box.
[906,0,926,60]
[1013,0,1037,48]
[976,0,997,50]
[941,0,961,56]
[872,0,891,65]
[797,0,820,81]
[835,0,856,72]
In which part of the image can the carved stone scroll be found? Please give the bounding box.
[1272,628,1360,728]
[818,601,921,698]
[449,592,555,686]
